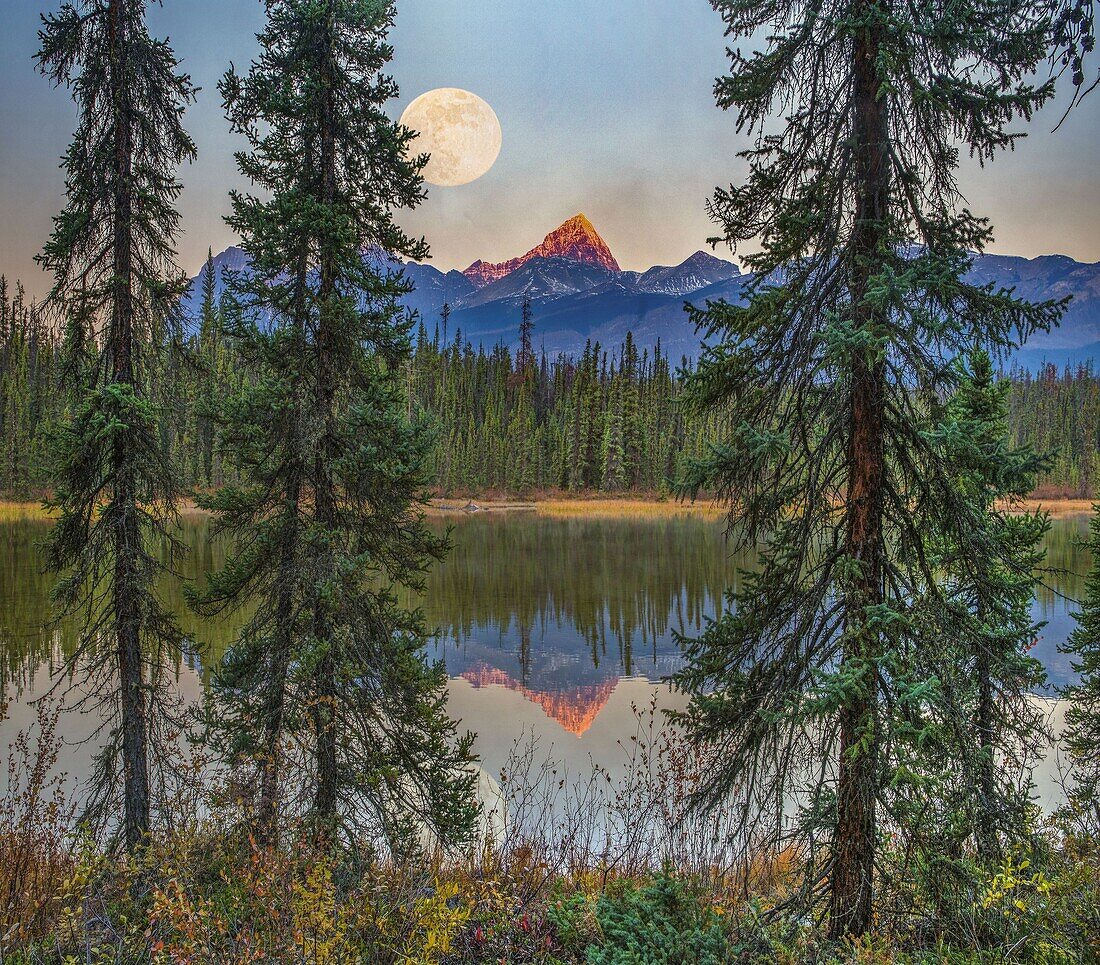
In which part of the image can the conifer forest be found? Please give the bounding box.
[6,275,1100,500]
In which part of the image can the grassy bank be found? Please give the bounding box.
[4,495,1093,523]
[428,495,726,518]
[0,500,54,522]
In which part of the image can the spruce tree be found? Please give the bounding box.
[601,371,626,491]
[933,349,1049,862]
[194,0,476,848]
[194,250,220,488]
[35,0,196,852]
[516,298,534,373]
[674,0,1064,937]
[1062,503,1100,831]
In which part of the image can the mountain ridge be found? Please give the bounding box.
[183,216,1100,369]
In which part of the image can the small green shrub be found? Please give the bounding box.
[586,871,728,965]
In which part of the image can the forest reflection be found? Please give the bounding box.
[0,511,1091,726]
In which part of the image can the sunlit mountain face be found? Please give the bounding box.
[184,215,1100,367]
[463,213,621,287]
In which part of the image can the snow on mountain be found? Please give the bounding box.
[635,250,741,296]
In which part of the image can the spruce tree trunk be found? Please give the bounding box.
[312,9,339,828]
[109,0,151,853]
[829,0,889,939]
[258,258,308,842]
[976,647,996,860]
[256,476,299,841]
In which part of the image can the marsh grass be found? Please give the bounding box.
[0,502,53,523]
[535,497,725,518]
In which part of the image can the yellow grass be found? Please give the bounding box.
[0,501,53,522]
[0,500,210,522]
[425,495,728,518]
[3,496,1092,523]
[1015,498,1094,518]
[534,497,726,518]
[426,500,535,516]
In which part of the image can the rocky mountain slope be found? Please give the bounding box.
[463,213,621,288]
[184,215,1100,369]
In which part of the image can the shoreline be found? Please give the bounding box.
[427,495,1098,519]
[4,495,1094,520]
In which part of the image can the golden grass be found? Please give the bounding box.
[426,500,536,516]
[0,501,53,522]
[1005,498,1094,518]
[423,495,728,518]
[0,500,213,521]
[4,495,1092,523]
[535,497,726,518]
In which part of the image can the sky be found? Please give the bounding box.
[0,0,1097,300]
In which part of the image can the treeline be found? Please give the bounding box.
[1008,361,1100,497]
[5,270,1100,499]
[407,310,717,494]
[0,278,56,493]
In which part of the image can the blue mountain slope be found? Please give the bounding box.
[182,242,1100,369]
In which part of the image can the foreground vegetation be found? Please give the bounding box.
[3,699,1098,964]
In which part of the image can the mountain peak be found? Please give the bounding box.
[562,212,595,231]
[465,214,621,288]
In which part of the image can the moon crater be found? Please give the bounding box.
[400,88,502,188]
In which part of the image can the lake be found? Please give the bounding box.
[0,510,1091,806]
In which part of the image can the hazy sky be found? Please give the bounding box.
[1,0,1097,299]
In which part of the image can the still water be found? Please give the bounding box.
[0,511,1091,801]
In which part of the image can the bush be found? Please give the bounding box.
[585,871,728,964]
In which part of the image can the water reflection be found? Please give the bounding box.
[420,514,736,733]
[0,511,1091,777]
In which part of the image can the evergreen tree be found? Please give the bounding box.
[194,250,220,487]
[674,0,1064,937]
[35,0,196,852]
[601,370,626,491]
[1062,501,1100,831]
[517,297,535,376]
[194,0,476,848]
[937,349,1049,860]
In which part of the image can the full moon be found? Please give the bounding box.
[399,88,502,188]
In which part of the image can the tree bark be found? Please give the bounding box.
[109,0,151,854]
[312,2,339,829]
[976,646,996,860]
[829,0,890,939]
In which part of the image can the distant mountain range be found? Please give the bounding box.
[185,214,1100,369]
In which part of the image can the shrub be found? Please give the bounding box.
[586,871,728,964]
[0,699,75,953]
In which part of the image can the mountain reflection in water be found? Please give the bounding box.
[0,511,1091,780]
